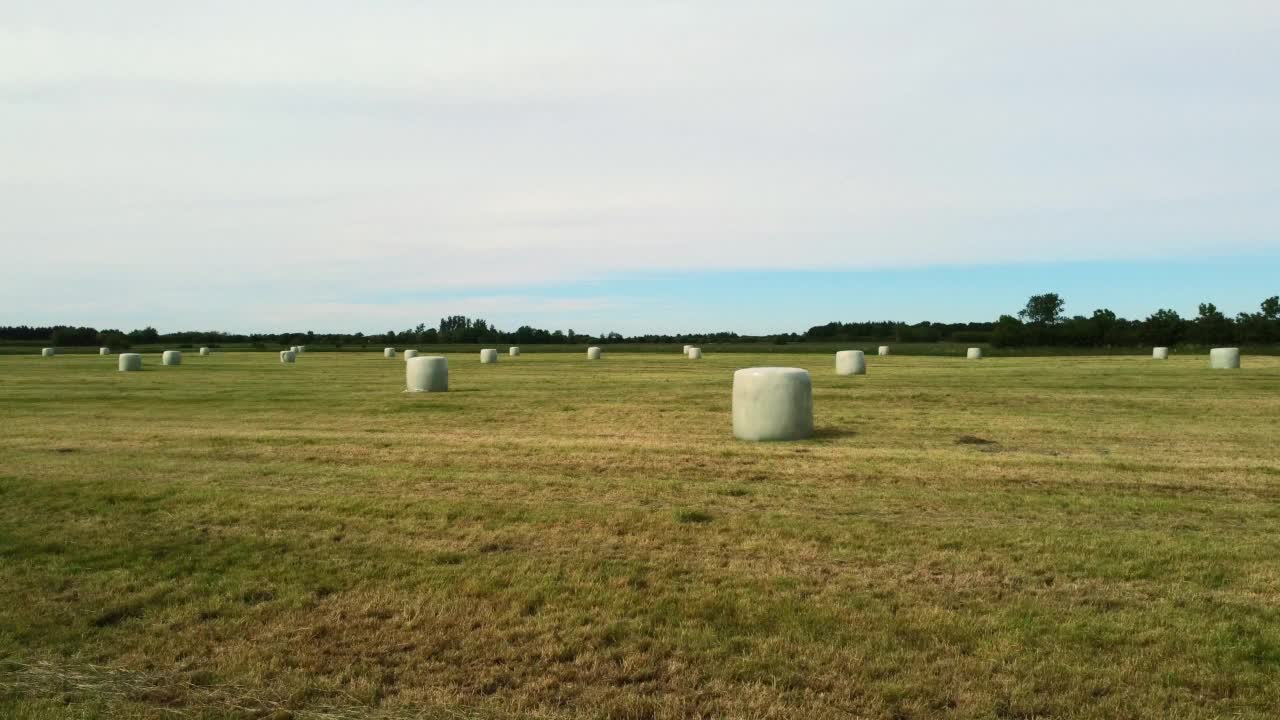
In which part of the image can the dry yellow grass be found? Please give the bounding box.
[1,351,1278,718]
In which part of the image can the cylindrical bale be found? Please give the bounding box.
[99,347,110,355]
[118,353,142,371]
[199,347,210,356]
[162,350,182,366]
[406,356,448,392]
[688,348,703,360]
[384,347,396,358]
[280,350,296,364]
[404,349,419,361]
[967,347,983,360]
[509,347,521,357]
[878,346,890,356]
[683,345,693,354]
[1152,347,1169,360]
[1209,347,1240,369]
[296,345,305,353]
[835,350,866,375]
[480,349,498,364]
[732,367,814,441]
[41,348,55,357]
[587,347,602,360]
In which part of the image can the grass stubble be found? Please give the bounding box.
[0,352,1278,719]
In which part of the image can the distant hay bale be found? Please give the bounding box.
[118,353,142,371]
[1152,347,1169,360]
[967,347,983,360]
[688,348,702,359]
[406,356,448,392]
[835,350,865,375]
[683,345,693,354]
[296,345,305,353]
[1209,347,1240,369]
[41,348,55,357]
[162,350,182,366]
[732,367,813,441]
[509,347,521,357]
[480,349,498,363]
[99,347,110,355]
[384,348,396,358]
[587,347,602,360]
[199,347,210,356]
[878,346,890,356]
[280,350,296,364]
[404,350,419,361]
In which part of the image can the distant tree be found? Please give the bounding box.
[51,326,99,346]
[128,326,160,344]
[98,330,130,350]
[1142,309,1183,347]
[1193,302,1232,345]
[1019,293,1065,325]
[1261,296,1279,320]
[1089,308,1119,346]
[991,314,1026,347]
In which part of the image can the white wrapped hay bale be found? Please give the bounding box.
[587,347,602,360]
[683,345,693,355]
[296,345,305,353]
[118,353,142,371]
[688,348,702,360]
[162,350,182,366]
[878,346,890,356]
[835,350,865,376]
[384,347,396,358]
[733,367,813,441]
[403,349,419,361]
[406,356,448,392]
[509,347,521,357]
[99,347,110,355]
[199,347,210,356]
[280,350,296,364]
[967,348,983,360]
[1152,347,1169,360]
[480,349,498,363]
[41,348,55,357]
[1209,347,1240,369]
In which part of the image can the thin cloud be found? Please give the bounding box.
[2,2,1277,329]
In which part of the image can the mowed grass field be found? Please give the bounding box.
[1,351,1278,719]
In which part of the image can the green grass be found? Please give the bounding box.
[1,351,1278,718]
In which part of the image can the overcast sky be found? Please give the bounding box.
[2,1,1277,333]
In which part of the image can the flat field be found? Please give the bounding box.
[1,351,1278,719]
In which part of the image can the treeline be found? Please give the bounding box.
[3,293,1276,348]
[989,293,1280,347]
[0,315,752,349]
[803,320,995,344]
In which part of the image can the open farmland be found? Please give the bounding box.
[1,351,1279,718]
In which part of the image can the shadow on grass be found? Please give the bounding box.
[810,427,858,441]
